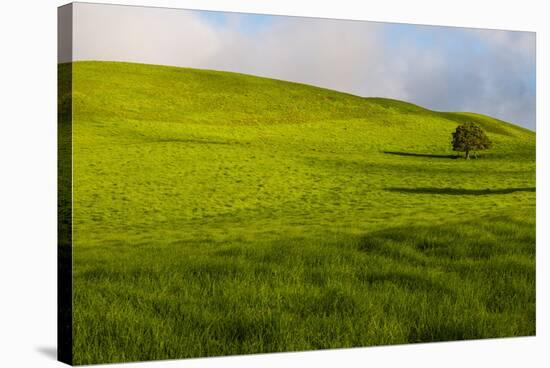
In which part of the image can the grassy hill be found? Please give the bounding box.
[65,61,535,364]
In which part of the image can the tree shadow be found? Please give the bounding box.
[385,187,535,195]
[383,151,459,159]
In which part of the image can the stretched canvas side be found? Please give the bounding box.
[58,3,73,365]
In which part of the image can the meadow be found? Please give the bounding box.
[66,61,535,364]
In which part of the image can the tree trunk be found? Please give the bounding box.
[465,150,470,159]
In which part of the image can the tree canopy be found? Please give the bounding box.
[451,122,492,159]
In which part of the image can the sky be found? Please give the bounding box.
[67,3,536,130]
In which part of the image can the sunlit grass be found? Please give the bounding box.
[67,61,535,365]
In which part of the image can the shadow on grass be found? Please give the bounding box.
[385,187,535,195]
[383,151,459,159]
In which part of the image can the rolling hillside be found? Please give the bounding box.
[64,61,535,364]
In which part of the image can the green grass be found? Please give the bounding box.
[66,61,535,365]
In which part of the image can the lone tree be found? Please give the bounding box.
[451,122,492,159]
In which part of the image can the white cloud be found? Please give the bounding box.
[202,18,393,97]
[73,4,220,67]
[70,3,536,130]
